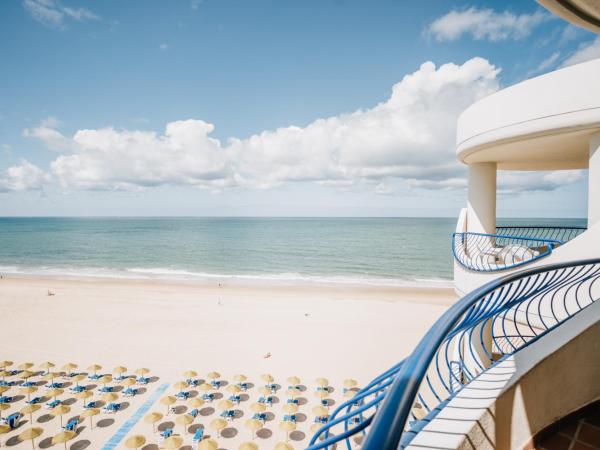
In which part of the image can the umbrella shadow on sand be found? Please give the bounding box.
[96,418,115,428]
[157,421,174,431]
[290,430,306,441]
[256,428,273,439]
[221,427,238,438]
[141,445,159,450]
[199,407,214,416]
[71,440,91,450]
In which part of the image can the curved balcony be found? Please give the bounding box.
[452,226,586,272]
[306,258,600,450]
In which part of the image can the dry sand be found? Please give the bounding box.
[0,276,456,449]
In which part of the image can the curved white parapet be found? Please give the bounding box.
[456,59,600,170]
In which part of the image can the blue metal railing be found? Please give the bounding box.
[307,258,600,449]
[452,226,586,272]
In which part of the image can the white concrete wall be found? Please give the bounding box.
[467,163,497,235]
[590,131,600,227]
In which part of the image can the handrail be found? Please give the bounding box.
[452,231,560,272]
[307,258,600,449]
[495,225,586,243]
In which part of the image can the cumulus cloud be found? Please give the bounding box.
[498,170,584,194]
[0,160,50,193]
[24,58,498,193]
[561,37,600,67]
[23,0,100,29]
[23,117,73,151]
[426,7,549,42]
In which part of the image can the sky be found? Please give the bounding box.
[1,0,599,217]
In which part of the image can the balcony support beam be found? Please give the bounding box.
[467,162,497,234]
[589,131,600,227]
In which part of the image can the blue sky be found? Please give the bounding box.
[0,0,598,217]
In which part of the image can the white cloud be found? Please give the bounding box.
[0,160,50,193]
[527,51,561,76]
[23,117,73,151]
[23,0,100,29]
[28,58,499,193]
[498,170,584,194]
[426,7,549,42]
[561,37,600,67]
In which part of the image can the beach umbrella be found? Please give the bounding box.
[210,418,227,437]
[312,405,328,417]
[0,424,11,445]
[39,361,55,372]
[75,390,93,405]
[80,407,99,429]
[244,418,263,439]
[18,363,34,371]
[218,399,234,411]
[0,371,9,382]
[315,377,329,388]
[0,386,9,396]
[182,370,197,379]
[52,430,75,450]
[314,390,329,400]
[49,404,70,427]
[124,434,146,449]
[282,403,298,414]
[258,386,271,396]
[163,436,183,449]
[227,384,241,394]
[239,442,259,450]
[160,395,176,414]
[19,370,34,380]
[100,375,113,387]
[197,439,218,450]
[233,374,247,382]
[135,368,150,376]
[310,422,323,434]
[101,392,118,404]
[114,366,127,375]
[19,386,37,401]
[343,379,357,389]
[343,389,357,398]
[72,374,86,386]
[207,371,220,380]
[61,363,77,375]
[286,388,300,398]
[286,376,300,386]
[20,404,41,423]
[121,377,136,387]
[175,414,193,434]
[0,403,9,420]
[87,364,102,375]
[274,443,294,450]
[0,361,12,370]
[173,381,188,391]
[187,397,204,408]
[42,372,60,385]
[143,411,163,432]
[279,421,296,442]
[18,427,43,449]
[250,403,266,413]
[46,388,64,401]
[261,374,274,383]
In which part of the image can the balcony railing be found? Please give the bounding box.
[452,226,586,272]
[307,258,600,450]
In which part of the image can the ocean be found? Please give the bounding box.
[0,217,587,287]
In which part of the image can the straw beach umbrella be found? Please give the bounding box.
[207,371,220,380]
[282,403,298,415]
[234,374,247,382]
[210,418,227,437]
[0,371,9,382]
[18,363,34,371]
[258,386,271,396]
[42,372,60,385]
[261,374,274,384]
[312,405,329,418]
[160,395,176,415]
[135,368,150,376]
[183,370,197,379]
[143,411,163,432]
[19,386,37,401]
[188,397,204,409]
[227,384,241,394]
[279,421,296,442]
[250,403,266,413]
[343,379,357,389]
[72,374,86,386]
[274,443,293,450]
[75,390,93,405]
[173,381,188,392]
[0,423,11,446]
[61,363,77,376]
[315,378,329,389]
[197,439,218,450]
[18,427,43,449]
[100,375,113,389]
[176,414,193,434]
[244,418,263,439]
[286,388,300,399]
[124,434,146,449]
[46,388,64,401]
[101,392,118,406]
[19,370,34,381]
[0,386,9,397]
[0,361,12,370]
[80,407,99,429]
[20,404,41,423]
[286,376,300,387]
[114,366,127,376]
[87,364,102,376]
[50,405,70,427]
[163,436,183,449]
[218,399,233,411]
[239,442,259,450]
[0,403,9,420]
[52,430,75,450]
[121,377,136,387]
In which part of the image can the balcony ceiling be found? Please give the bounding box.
[538,0,600,34]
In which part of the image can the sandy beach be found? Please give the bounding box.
[0,276,456,449]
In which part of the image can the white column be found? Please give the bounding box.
[467,162,497,234]
[589,132,600,227]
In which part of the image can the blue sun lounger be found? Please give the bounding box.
[84,401,97,409]
[27,396,42,405]
[63,419,79,432]
[192,427,204,444]
[257,396,273,407]
[2,412,21,429]
[123,387,138,397]
[252,412,267,422]
[188,408,199,418]
[201,393,214,402]
[283,414,297,423]
[220,410,235,420]
[45,399,61,409]
[70,385,85,393]
[175,390,190,400]
[228,394,241,404]
[0,396,13,404]
[103,402,121,413]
